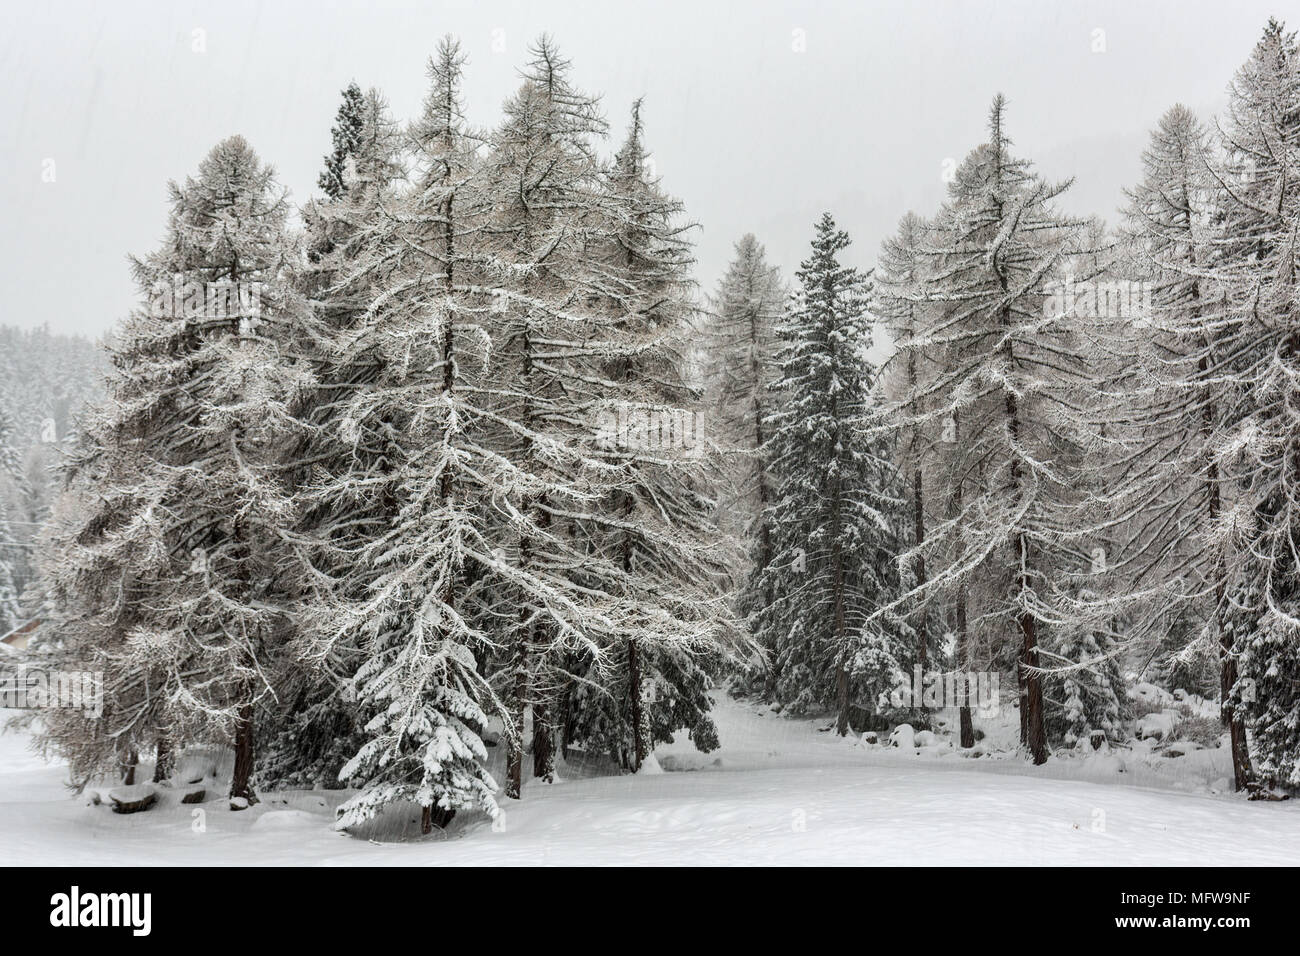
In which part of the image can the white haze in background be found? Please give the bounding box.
[0,0,1284,341]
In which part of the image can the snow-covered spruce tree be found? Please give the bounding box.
[559,100,733,771]
[303,85,406,325]
[1211,19,1300,790]
[747,214,908,735]
[318,81,367,202]
[891,98,1096,764]
[37,136,317,805]
[1043,627,1126,748]
[257,86,408,791]
[298,38,511,832]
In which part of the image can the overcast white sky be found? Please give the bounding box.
[1,0,1291,338]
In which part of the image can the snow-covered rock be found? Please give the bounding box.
[1136,709,1181,741]
[889,724,915,749]
[1129,682,1171,707]
[108,784,157,814]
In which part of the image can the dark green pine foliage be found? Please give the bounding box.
[317,82,367,201]
[748,214,909,735]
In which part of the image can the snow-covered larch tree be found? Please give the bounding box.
[702,235,785,688]
[892,98,1098,764]
[875,212,949,724]
[36,136,318,805]
[1211,19,1300,791]
[560,99,733,771]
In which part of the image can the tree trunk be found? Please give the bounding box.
[421,803,455,834]
[749,307,779,699]
[906,329,928,710]
[832,462,849,737]
[835,658,851,737]
[628,638,647,771]
[229,701,257,805]
[532,699,555,783]
[833,549,849,737]
[957,584,975,749]
[506,644,527,799]
[1220,645,1252,791]
[913,465,927,717]
[1005,378,1047,764]
[152,736,173,784]
[121,748,138,786]
[1199,331,1253,791]
[1017,658,1029,746]
[1019,601,1048,764]
[952,429,975,749]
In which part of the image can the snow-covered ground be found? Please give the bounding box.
[2,694,1296,865]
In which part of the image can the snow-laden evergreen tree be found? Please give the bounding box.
[35,136,317,804]
[747,214,908,735]
[1210,19,1300,790]
[1043,626,1126,748]
[888,98,1097,764]
[297,38,509,831]
[1034,217,1133,751]
[318,82,367,201]
[303,86,406,326]
[559,100,733,771]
